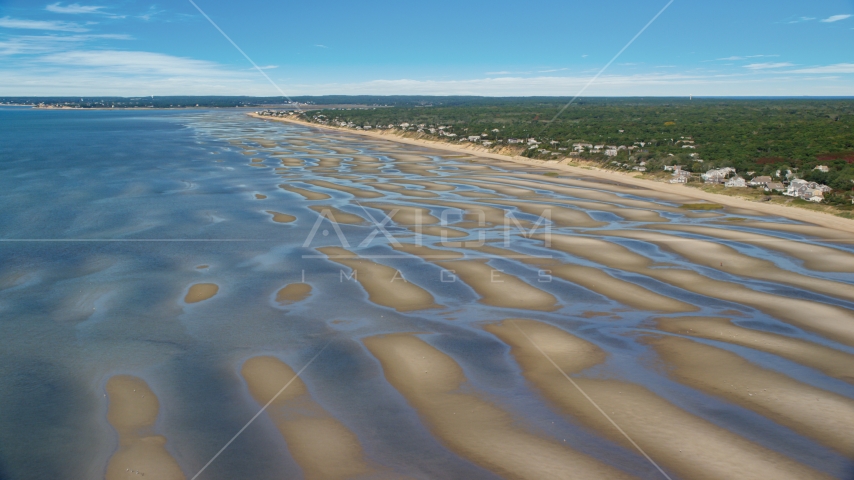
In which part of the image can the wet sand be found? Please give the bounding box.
[464,244,696,312]
[308,205,366,225]
[275,283,312,305]
[317,247,439,312]
[266,210,297,223]
[279,185,332,201]
[599,229,854,302]
[648,335,854,456]
[489,200,606,228]
[366,182,440,198]
[241,356,374,479]
[548,264,698,313]
[105,376,185,480]
[434,259,560,311]
[391,243,464,260]
[654,316,854,384]
[718,221,854,242]
[254,193,267,199]
[304,180,384,199]
[184,283,219,303]
[363,333,634,479]
[651,224,854,272]
[361,203,440,225]
[541,234,854,346]
[484,320,830,480]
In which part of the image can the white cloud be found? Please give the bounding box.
[257,65,278,70]
[37,50,245,77]
[788,63,854,74]
[538,67,568,73]
[45,3,105,14]
[0,34,131,55]
[717,54,778,61]
[820,14,851,23]
[788,16,816,23]
[0,16,89,32]
[2,68,854,96]
[744,62,795,70]
[314,44,328,48]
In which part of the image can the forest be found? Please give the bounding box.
[307,98,854,194]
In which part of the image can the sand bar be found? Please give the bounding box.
[241,356,373,479]
[490,199,606,228]
[542,234,854,346]
[650,224,854,272]
[303,180,384,199]
[649,335,854,456]
[549,264,698,313]
[464,244,695,312]
[275,283,312,305]
[105,375,185,480]
[484,320,829,480]
[434,259,559,311]
[655,316,854,384]
[363,333,633,479]
[718,221,854,242]
[600,229,854,302]
[391,243,464,260]
[317,247,438,312]
[266,210,297,223]
[361,203,440,225]
[308,205,366,225]
[279,185,332,201]
[184,283,218,303]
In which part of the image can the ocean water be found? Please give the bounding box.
[1,107,853,479]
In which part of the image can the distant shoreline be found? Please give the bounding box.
[248,112,854,234]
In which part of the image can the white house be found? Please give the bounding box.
[725,176,747,188]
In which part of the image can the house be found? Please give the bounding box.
[482,141,493,146]
[725,176,747,188]
[670,170,692,184]
[814,165,830,173]
[785,179,832,199]
[664,165,684,172]
[806,190,825,202]
[467,136,481,142]
[550,140,560,145]
[682,145,696,149]
[701,167,736,183]
[604,149,618,157]
[748,176,772,187]
[765,182,785,192]
[507,138,522,144]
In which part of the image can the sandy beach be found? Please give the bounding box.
[249,113,854,233]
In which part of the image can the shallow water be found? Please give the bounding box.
[1,107,853,479]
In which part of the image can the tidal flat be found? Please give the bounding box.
[1,107,853,479]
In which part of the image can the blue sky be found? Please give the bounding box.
[1,0,852,96]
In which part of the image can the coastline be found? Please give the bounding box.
[248,112,854,234]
